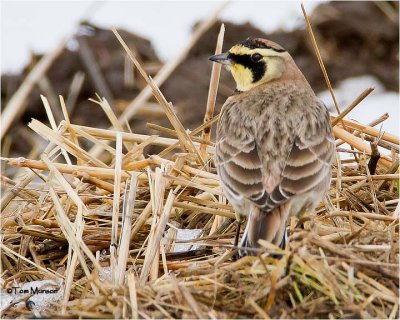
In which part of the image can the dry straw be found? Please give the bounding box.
[1,4,399,319]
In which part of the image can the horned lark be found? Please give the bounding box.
[210,38,334,255]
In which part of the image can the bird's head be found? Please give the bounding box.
[209,38,297,92]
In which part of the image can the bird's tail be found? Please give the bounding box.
[239,205,289,256]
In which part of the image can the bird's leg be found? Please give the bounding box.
[295,205,309,229]
[233,211,243,261]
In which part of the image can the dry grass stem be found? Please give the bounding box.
[1,40,65,138]
[200,23,225,157]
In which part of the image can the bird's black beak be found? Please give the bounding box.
[209,52,231,65]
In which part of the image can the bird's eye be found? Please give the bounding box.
[251,53,263,62]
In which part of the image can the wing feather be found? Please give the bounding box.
[216,94,334,215]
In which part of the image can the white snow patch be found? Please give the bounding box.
[164,228,203,253]
[318,75,399,136]
[2,2,322,73]
[99,266,112,282]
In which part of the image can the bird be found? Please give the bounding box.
[209,37,335,255]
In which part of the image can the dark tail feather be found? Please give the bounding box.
[239,206,289,256]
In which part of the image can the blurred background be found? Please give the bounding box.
[1,1,399,159]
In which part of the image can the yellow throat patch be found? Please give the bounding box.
[229,64,255,92]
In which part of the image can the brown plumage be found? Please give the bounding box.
[210,38,334,254]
